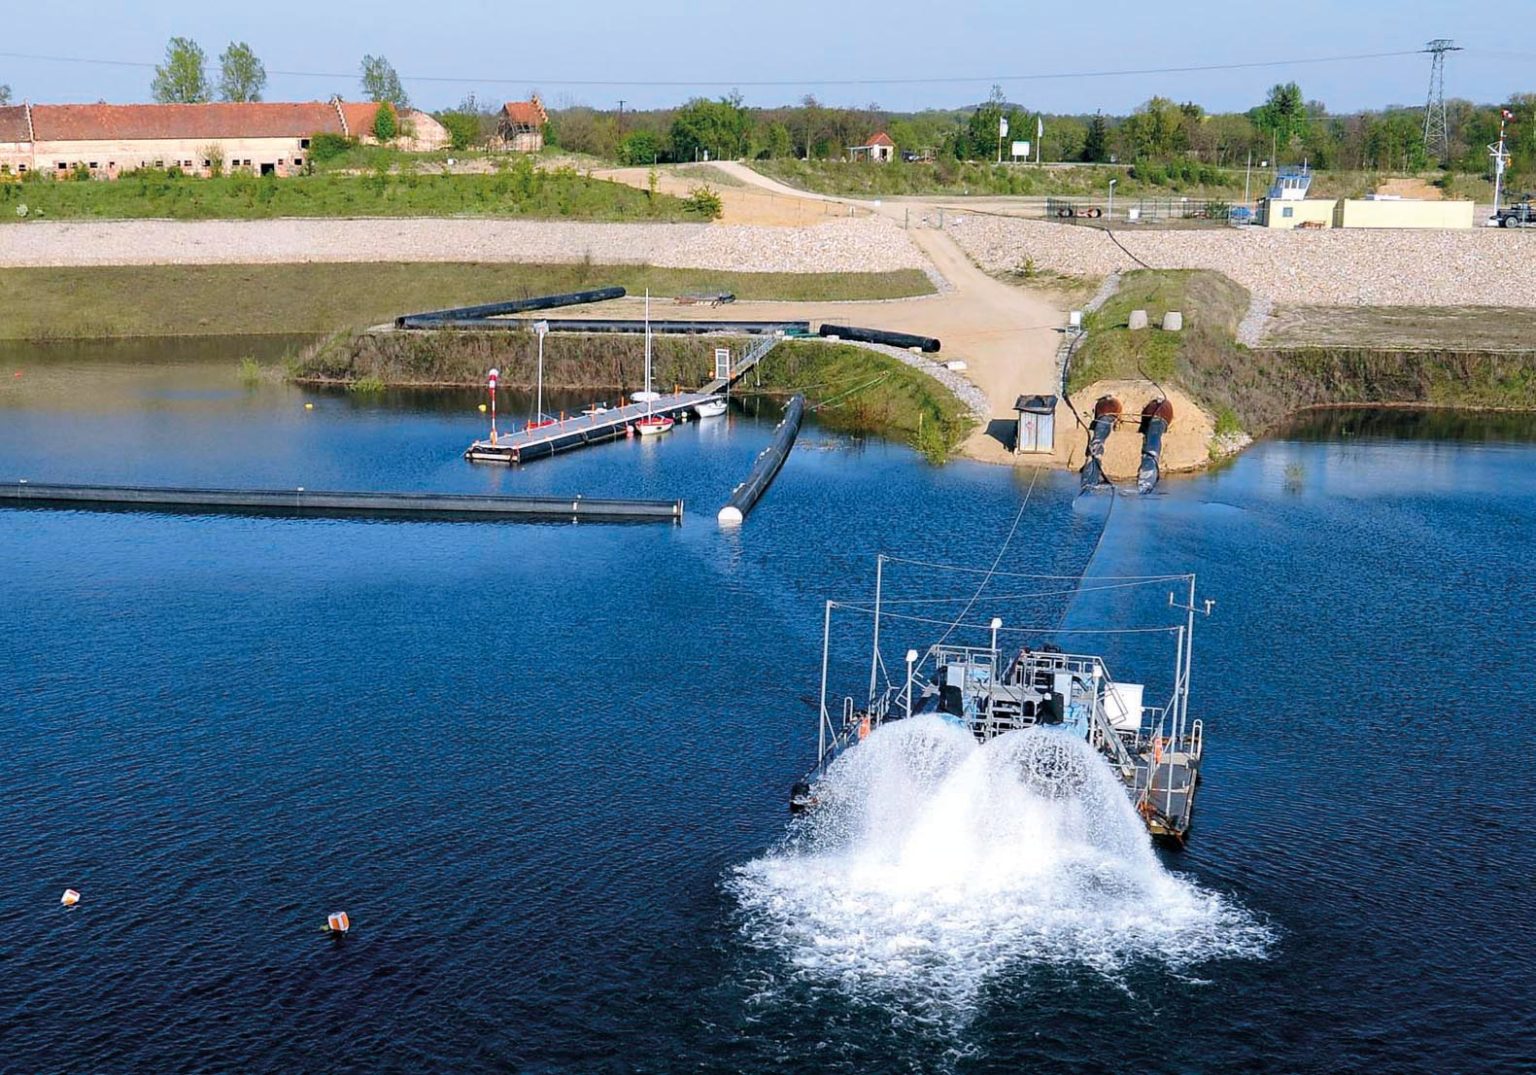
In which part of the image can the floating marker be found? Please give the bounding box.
[304,402,315,410]
[478,403,487,413]
[326,911,350,934]
[61,889,80,907]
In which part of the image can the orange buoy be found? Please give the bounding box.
[326,911,350,934]
[61,888,81,907]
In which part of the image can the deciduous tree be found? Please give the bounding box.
[360,55,409,109]
[151,37,211,104]
[218,42,266,103]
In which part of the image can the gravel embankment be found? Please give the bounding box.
[0,217,928,274]
[946,216,1536,307]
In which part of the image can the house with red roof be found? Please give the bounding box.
[849,131,896,163]
[497,97,548,152]
[0,99,447,180]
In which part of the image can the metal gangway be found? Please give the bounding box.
[700,334,782,396]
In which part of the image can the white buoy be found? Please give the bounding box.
[61,889,80,907]
[304,402,315,410]
[717,505,744,526]
[326,911,350,934]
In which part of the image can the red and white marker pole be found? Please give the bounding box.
[487,367,499,444]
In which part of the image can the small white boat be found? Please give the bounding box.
[634,415,675,437]
[694,398,728,419]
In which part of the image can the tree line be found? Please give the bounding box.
[514,81,1532,183]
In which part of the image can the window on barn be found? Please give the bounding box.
[203,160,210,168]
[57,161,67,170]
[89,162,98,168]
[300,138,310,149]
[293,157,303,167]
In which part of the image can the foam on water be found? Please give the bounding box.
[731,716,1272,1012]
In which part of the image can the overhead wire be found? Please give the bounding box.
[0,47,1428,90]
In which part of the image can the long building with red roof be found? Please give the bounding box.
[0,99,447,179]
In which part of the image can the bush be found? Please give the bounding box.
[372,102,398,143]
[439,112,481,151]
[681,185,723,219]
[308,133,357,163]
[618,130,663,166]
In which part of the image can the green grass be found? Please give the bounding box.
[751,160,1489,205]
[0,262,936,340]
[753,160,1246,199]
[0,166,682,222]
[756,340,974,458]
[1069,269,1249,394]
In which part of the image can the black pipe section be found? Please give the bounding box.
[1080,396,1120,490]
[1,482,683,523]
[818,323,941,353]
[1137,417,1168,494]
[396,287,626,327]
[402,317,809,335]
[718,394,805,525]
[1136,399,1173,494]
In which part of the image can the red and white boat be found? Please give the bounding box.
[634,414,675,436]
[632,291,674,438]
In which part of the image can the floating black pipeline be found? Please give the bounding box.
[396,287,627,327]
[718,394,805,525]
[817,323,941,353]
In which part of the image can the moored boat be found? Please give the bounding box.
[694,397,728,419]
[634,414,675,436]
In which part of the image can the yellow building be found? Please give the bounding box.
[1336,198,1475,229]
[1261,198,1336,229]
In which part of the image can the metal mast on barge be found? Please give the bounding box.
[792,555,1213,845]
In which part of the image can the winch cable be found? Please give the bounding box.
[926,465,1040,655]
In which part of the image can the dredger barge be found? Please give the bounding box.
[791,557,1211,846]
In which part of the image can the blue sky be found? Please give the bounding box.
[4,0,1532,113]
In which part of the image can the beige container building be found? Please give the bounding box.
[1336,198,1476,229]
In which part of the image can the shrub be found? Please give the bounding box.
[308,133,356,163]
[439,112,480,151]
[618,130,663,166]
[372,102,398,143]
[681,184,723,219]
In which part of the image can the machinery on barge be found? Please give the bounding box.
[791,555,1212,846]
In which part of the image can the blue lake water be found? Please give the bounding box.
[1,340,1532,1072]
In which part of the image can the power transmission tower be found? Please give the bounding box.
[1422,39,1461,163]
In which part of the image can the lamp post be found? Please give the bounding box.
[989,616,1003,656]
[1107,178,1117,222]
[904,649,918,717]
[533,320,549,422]
[487,367,499,444]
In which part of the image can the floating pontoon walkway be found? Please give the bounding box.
[1,482,683,523]
[466,394,718,464]
[467,336,786,465]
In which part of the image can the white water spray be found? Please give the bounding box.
[731,716,1271,1011]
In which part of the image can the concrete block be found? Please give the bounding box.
[1162,311,1184,332]
[1127,309,1149,330]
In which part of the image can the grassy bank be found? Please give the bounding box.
[0,165,684,222]
[1069,269,1249,404]
[0,263,936,340]
[1070,268,1536,436]
[290,331,972,459]
[751,160,1487,204]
